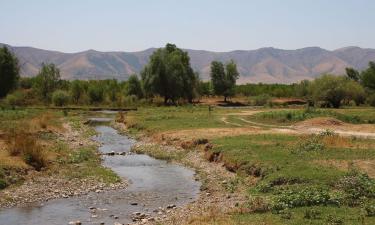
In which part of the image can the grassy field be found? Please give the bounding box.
[247,107,375,125]
[125,106,375,225]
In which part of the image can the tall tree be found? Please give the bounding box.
[0,46,20,97]
[33,63,61,102]
[126,74,143,98]
[141,43,198,104]
[361,61,375,90]
[210,60,239,102]
[345,67,360,82]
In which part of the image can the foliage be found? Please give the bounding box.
[52,90,70,106]
[291,135,325,154]
[141,43,198,104]
[68,147,95,164]
[251,94,271,106]
[237,83,297,98]
[366,93,375,107]
[70,80,85,103]
[33,63,61,102]
[361,61,375,90]
[210,60,239,101]
[0,46,20,98]
[5,90,25,107]
[125,74,143,98]
[87,83,104,104]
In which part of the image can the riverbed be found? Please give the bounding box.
[0,116,200,225]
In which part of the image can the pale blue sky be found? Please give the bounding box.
[1,0,374,52]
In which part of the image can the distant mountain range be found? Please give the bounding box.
[2,43,375,83]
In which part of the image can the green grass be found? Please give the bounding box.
[209,133,375,224]
[232,206,375,225]
[248,107,375,125]
[125,106,237,134]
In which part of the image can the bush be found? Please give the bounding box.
[5,131,47,170]
[326,214,344,225]
[272,186,331,210]
[336,171,375,206]
[123,94,138,106]
[304,208,322,219]
[364,202,375,217]
[252,94,271,106]
[88,85,104,104]
[367,93,375,107]
[0,179,7,189]
[291,135,325,154]
[52,90,70,106]
[5,91,25,107]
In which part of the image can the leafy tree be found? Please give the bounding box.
[87,83,104,104]
[308,75,352,108]
[0,46,20,97]
[141,43,198,104]
[345,67,360,82]
[210,60,239,102]
[33,63,61,102]
[70,80,84,104]
[361,61,375,90]
[105,79,119,103]
[126,74,143,98]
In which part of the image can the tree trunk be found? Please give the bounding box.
[224,96,227,102]
[164,96,168,105]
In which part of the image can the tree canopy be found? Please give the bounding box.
[210,60,239,101]
[141,43,198,104]
[33,63,61,102]
[0,46,19,98]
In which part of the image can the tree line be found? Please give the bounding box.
[1,44,375,108]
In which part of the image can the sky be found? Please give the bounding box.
[1,0,375,53]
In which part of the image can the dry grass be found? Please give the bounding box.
[186,207,234,225]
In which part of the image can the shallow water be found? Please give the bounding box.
[0,118,200,225]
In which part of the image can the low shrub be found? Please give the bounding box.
[336,171,375,206]
[326,214,344,225]
[364,202,375,217]
[0,179,7,189]
[272,186,331,210]
[52,90,70,106]
[5,130,47,170]
[291,135,325,154]
[304,208,322,219]
[366,93,375,107]
[247,196,271,213]
[5,91,25,108]
[251,94,271,106]
[69,148,95,164]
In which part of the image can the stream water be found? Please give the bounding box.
[0,116,200,225]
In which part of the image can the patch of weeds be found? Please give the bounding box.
[69,147,95,164]
[363,202,375,217]
[0,179,7,189]
[336,170,375,206]
[247,196,271,213]
[278,209,292,220]
[304,208,322,219]
[326,214,344,225]
[291,135,325,154]
[224,177,240,193]
[272,186,332,210]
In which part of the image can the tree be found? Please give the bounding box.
[141,43,198,104]
[70,80,84,104]
[308,75,351,108]
[88,83,104,104]
[345,67,360,82]
[210,60,239,102]
[0,46,20,97]
[361,61,375,90]
[126,74,143,98]
[34,63,61,102]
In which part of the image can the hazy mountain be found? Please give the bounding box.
[2,43,375,84]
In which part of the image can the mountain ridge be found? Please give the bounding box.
[2,43,375,84]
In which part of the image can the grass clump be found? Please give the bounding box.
[5,130,47,170]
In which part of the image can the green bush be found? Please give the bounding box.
[367,93,375,107]
[304,208,322,219]
[291,135,325,154]
[5,91,25,107]
[272,186,331,210]
[364,202,375,217]
[252,94,271,106]
[0,179,7,189]
[336,171,375,206]
[326,214,344,225]
[52,90,70,106]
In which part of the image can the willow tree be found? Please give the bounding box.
[141,43,198,104]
